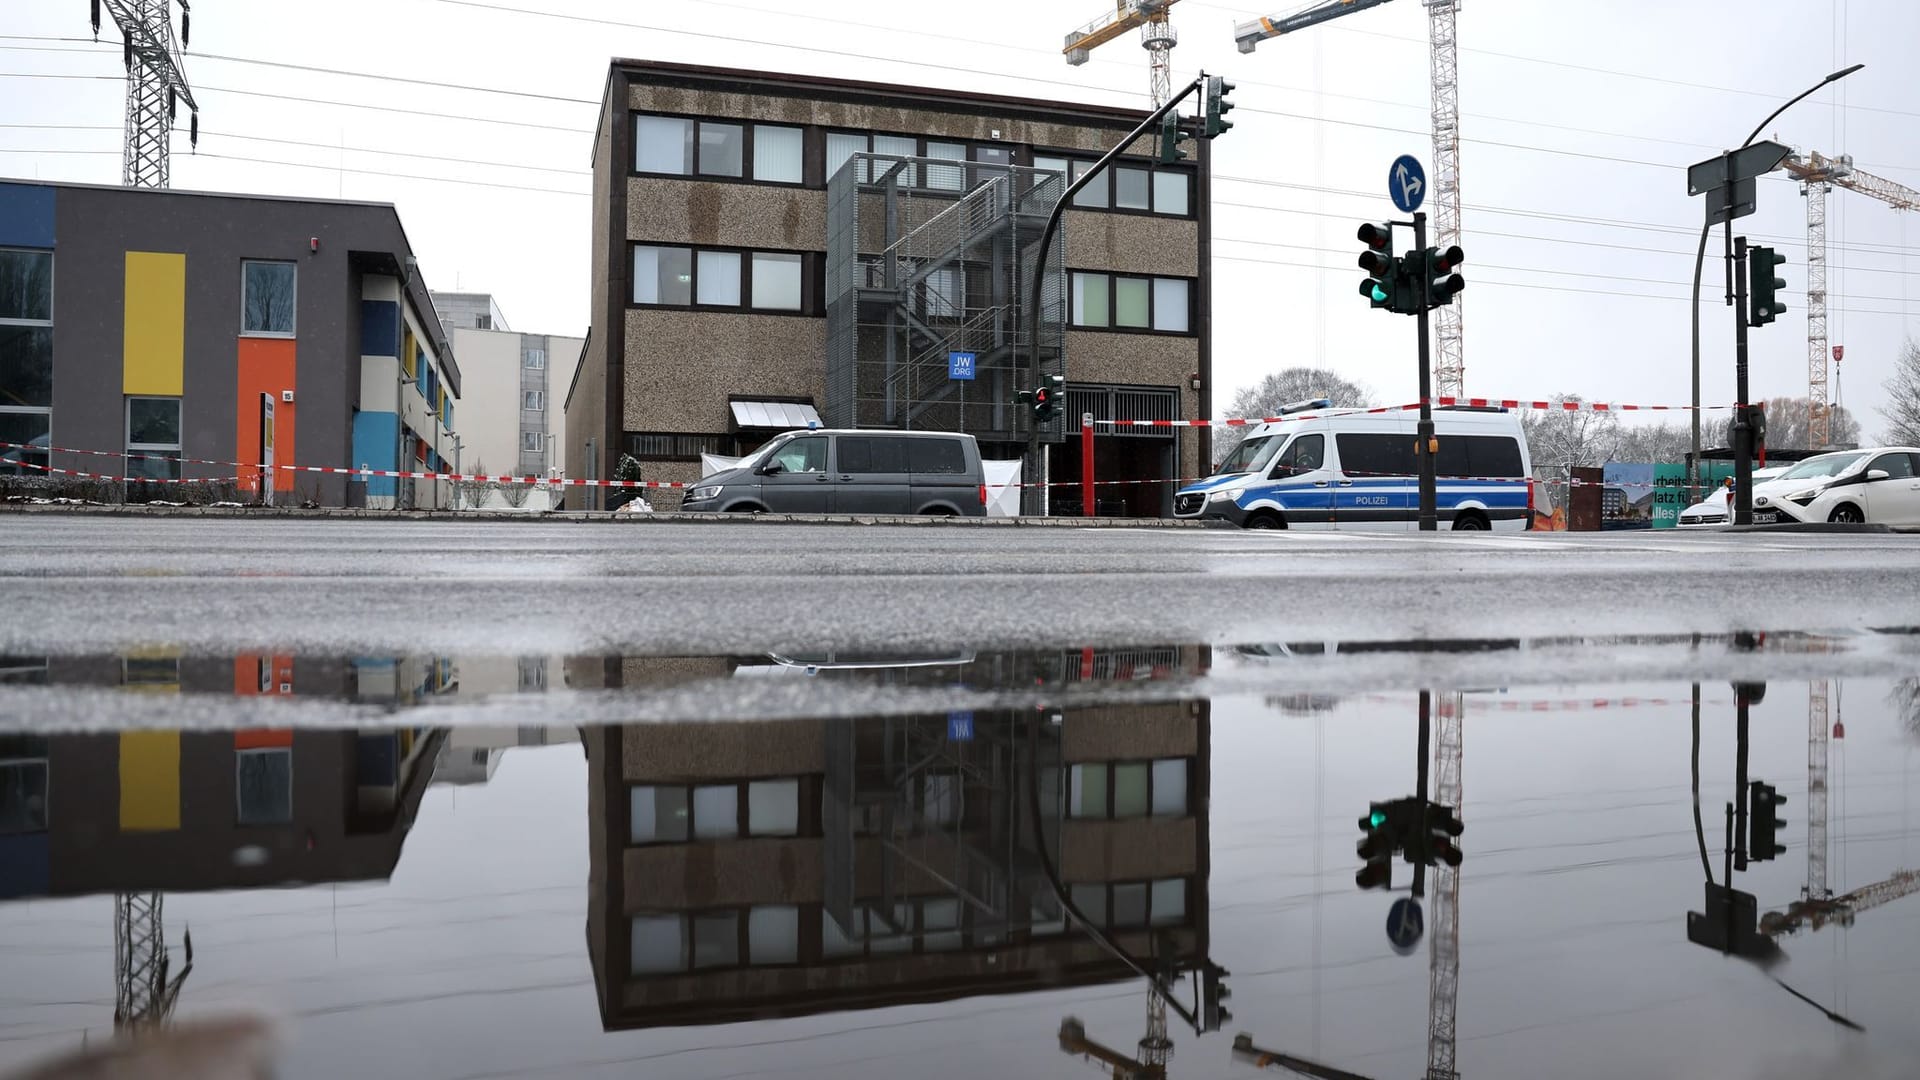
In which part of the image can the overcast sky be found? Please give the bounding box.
[6,0,1917,435]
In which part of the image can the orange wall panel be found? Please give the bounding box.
[237,338,298,493]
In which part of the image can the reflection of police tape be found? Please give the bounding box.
[1363,692,1733,712]
[1094,396,1753,428]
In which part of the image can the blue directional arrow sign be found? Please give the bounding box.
[1387,897,1425,954]
[1389,154,1426,214]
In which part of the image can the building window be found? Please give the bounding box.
[125,397,181,500]
[1068,759,1190,819]
[523,390,543,412]
[629,777,810,844]
[0,734,50,834]
[1038,156,1194,217]
[635,115,695,175]
[753,125,804,184]
[475,313,492,330]
[521,431,544,453]
[241,260,296,336]
[697,122,745,178]
[632,245,813,314]
[1114,166,1151,211]
[1070,161,1106,208]
[1068,878,1190,929]
[236,747,293,826]
[1069,272,1193,333]
[622,431,736,462]
[523,347,546,370]
[1,248,54,477]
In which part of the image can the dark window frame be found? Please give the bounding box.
[631,112,808,187]
[626,776,819,845]
[1067,757,1192,821]
[1030,150,1197,219]
[1068,270,1197,336]
[621,431,742,462]
[628,242,821,317]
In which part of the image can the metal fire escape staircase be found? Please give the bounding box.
[826,153,1066,435]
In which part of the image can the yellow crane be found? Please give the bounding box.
[1762,868,1920,938]
[1063,0,1184,107]
[1780,152,1920,448]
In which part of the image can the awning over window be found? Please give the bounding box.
[730,399,821,429]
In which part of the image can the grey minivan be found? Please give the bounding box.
[680,429,987,516]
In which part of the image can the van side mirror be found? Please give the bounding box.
[757,461,784,476]
[1867,468,1890,482]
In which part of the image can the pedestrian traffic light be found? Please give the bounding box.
[1424,244,1465,309]
[1201,962,1233,1032]
[1358,223,1399,312]
[1157,113,1187,164]
[1748,245,1787,327]
[1357,800,1395,890]
[1204,75,1236,139]
[1422,800,1465,867]
[1748,780,1787,862]
[1032,374,1064,423]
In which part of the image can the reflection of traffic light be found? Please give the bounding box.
[1747,245,1787,328]
[1748,780,1787,862]
[1204,75,1236,139]
[1424,244,1465,308]
[1201,962,1233,1032]
[1423,801,1465,867]
[1358,223,1399,313]
[1357,800,1395,890]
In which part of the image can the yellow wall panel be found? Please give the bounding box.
[124,251,186,396]
[119,730,182,831]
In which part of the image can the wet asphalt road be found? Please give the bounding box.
[3,515,1918,658]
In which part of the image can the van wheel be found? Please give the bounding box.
[1828,503,1865,524]
[726,503,765,514]
[1451,511,1490,531]
[1244,512,1285,530]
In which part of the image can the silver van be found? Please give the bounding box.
[680,429,987,516]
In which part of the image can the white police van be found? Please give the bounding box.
[1173,401,1534,530]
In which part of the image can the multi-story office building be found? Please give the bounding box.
[568,61,1210,513]
[431,291,583,490]
[576,648,1211,1028]
[0,180,459,508]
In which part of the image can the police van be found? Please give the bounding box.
[1173,401,1534,530]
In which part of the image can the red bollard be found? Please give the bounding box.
[1081,412,1095,517]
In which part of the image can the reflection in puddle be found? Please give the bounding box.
[2,645,1920,1078]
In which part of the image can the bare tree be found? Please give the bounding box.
[1215,367,1374,463]
[456,460,493,510]
[500,476,533,509]
[1883,338,1920,446]
[1520,395,1621,471]
[1714,397,1863,450]
[1612,421,1694,464]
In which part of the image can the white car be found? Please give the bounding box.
[1675,466,1787,528]
[1752,448,1920,526]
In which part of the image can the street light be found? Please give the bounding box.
[1689,64,1863,507]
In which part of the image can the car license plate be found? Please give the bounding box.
[1752,510,1778,524]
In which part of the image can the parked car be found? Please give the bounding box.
[1175,403,1533,531]
[1751,447,1920,525]
[1675,466,1788,528]
[679,429,987,516]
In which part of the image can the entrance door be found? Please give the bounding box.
[758,435,834,513]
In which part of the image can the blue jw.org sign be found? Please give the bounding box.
[948,351,977,380]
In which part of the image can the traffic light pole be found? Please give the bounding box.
[1733,683,1752,871]
[1413,690,1432,898]
[1732,235,1754,524]
[1413,212,1438,531]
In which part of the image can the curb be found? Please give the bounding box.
[1721,521,1894,534]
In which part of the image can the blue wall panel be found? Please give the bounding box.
[352,410,399,497]
[0,183,55,248]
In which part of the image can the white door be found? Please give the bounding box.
[1861,451,1920,524]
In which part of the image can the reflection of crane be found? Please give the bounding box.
[1060,1015,1166,1080]
[87,0,201,189]
[1780,152,1920,448]
[1762,868,1920,937]
[114,893,192,1029]
[1425,693,1462,1080]
[1234,0,1467,398]
[1806,680,1832,902]
[1063,0,1183,107]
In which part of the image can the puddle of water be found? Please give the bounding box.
[2,646,1920,1079]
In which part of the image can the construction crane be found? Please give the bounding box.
[1781,151,1920,448]
[1424,693,1462,1080]
[1063,0,1183,107]
[114,893,193,1029]
[88,0,200,189]
[1761,868,1920,938]
[1234,0,1467,398]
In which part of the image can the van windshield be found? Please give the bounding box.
[737,437,788,472]
[1215,434,1282,476]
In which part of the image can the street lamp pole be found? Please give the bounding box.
[1689,63,1863,509]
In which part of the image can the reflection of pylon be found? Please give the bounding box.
[1426,693,1462,1080]
[1807,681,1831,901]
[1137,983,1173,1074]
[114,892,192,1029]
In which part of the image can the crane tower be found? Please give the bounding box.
[1064,0,1184,107]
[88,0,200,189]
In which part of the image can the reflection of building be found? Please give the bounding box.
[432,724,580,786]
[582,648,1210,1030]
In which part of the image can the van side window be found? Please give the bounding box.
[908,438,968,474]
[1270,434,1324,478]
[1467,436,1525,478]
[837,436,910,474]
[770,437,827,474]
[1335,433,1413,478]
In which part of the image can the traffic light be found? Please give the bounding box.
[1748,245,1787,327]
[1157,113,1187,164]
[1358,223,1400,313]
[1748,781,1787,862]
[1204,75,1236,139]
[1421,801,1465,867]
[1424,244,1465,309]
[1032,374,1064,424]
[1356,800,1395,890]
[1200,962,1233,1032]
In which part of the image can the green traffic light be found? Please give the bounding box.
[1369,285,1388,304]
[1369,809,1388,828]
